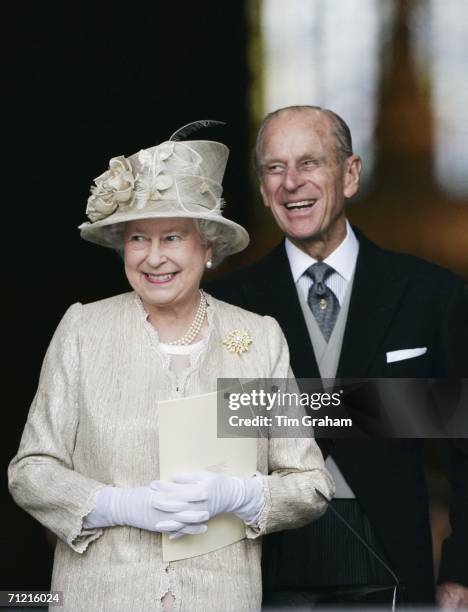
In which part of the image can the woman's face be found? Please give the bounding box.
[123,218,212,311]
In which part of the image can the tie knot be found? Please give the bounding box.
[306,262,333,284]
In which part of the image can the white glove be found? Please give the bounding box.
[83,485,208,536]
[151,471,265,531]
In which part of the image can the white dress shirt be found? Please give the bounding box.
[285,220,359,306]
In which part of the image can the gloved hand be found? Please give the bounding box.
[83,485,208,536]
[150,471,265,533]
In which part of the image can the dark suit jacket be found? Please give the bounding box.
[206,229,468,603]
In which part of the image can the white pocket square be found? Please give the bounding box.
[386,347,427,363]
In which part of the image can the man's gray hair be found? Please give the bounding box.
[254,105,354,174]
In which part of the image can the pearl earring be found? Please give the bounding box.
[206,260,213,269]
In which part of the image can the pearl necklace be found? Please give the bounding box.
[166,290,207,346]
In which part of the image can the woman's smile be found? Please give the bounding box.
[143,271,178,284]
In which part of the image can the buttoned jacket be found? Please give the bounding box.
[206,229,468,603]
[9,292,333,612]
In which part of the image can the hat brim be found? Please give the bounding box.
[79,206,249,255]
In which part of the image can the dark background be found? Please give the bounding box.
[2,0,252,589]
[2,0,467,591]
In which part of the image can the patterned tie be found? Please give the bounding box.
[306,262,340,342]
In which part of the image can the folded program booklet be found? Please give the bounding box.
[158,390,258,561]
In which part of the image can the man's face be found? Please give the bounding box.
[258,110,360,255]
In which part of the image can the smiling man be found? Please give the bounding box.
[207,105,468,607]
[257,107,360,260]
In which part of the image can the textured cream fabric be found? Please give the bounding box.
[9,292,334,612]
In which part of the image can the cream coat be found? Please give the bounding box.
[9,292,333,612]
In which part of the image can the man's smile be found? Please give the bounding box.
[284,199,317,210]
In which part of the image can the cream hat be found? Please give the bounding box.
[79,122,249,254]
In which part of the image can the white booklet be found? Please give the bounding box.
[158,390,258,562]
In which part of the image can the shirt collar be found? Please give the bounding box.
[285,220,359,283]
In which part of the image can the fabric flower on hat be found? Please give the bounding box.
[133,147,174,209]
[134,173,174,209]
[137,143,174,171]
[86,156,135,222]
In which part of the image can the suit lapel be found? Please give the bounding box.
[337,231,409,377]
[239,234,409,379]
[243,243,320,378]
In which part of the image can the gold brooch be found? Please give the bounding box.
[223,330,252,355]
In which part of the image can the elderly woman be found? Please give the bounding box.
[8,126,334,612]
